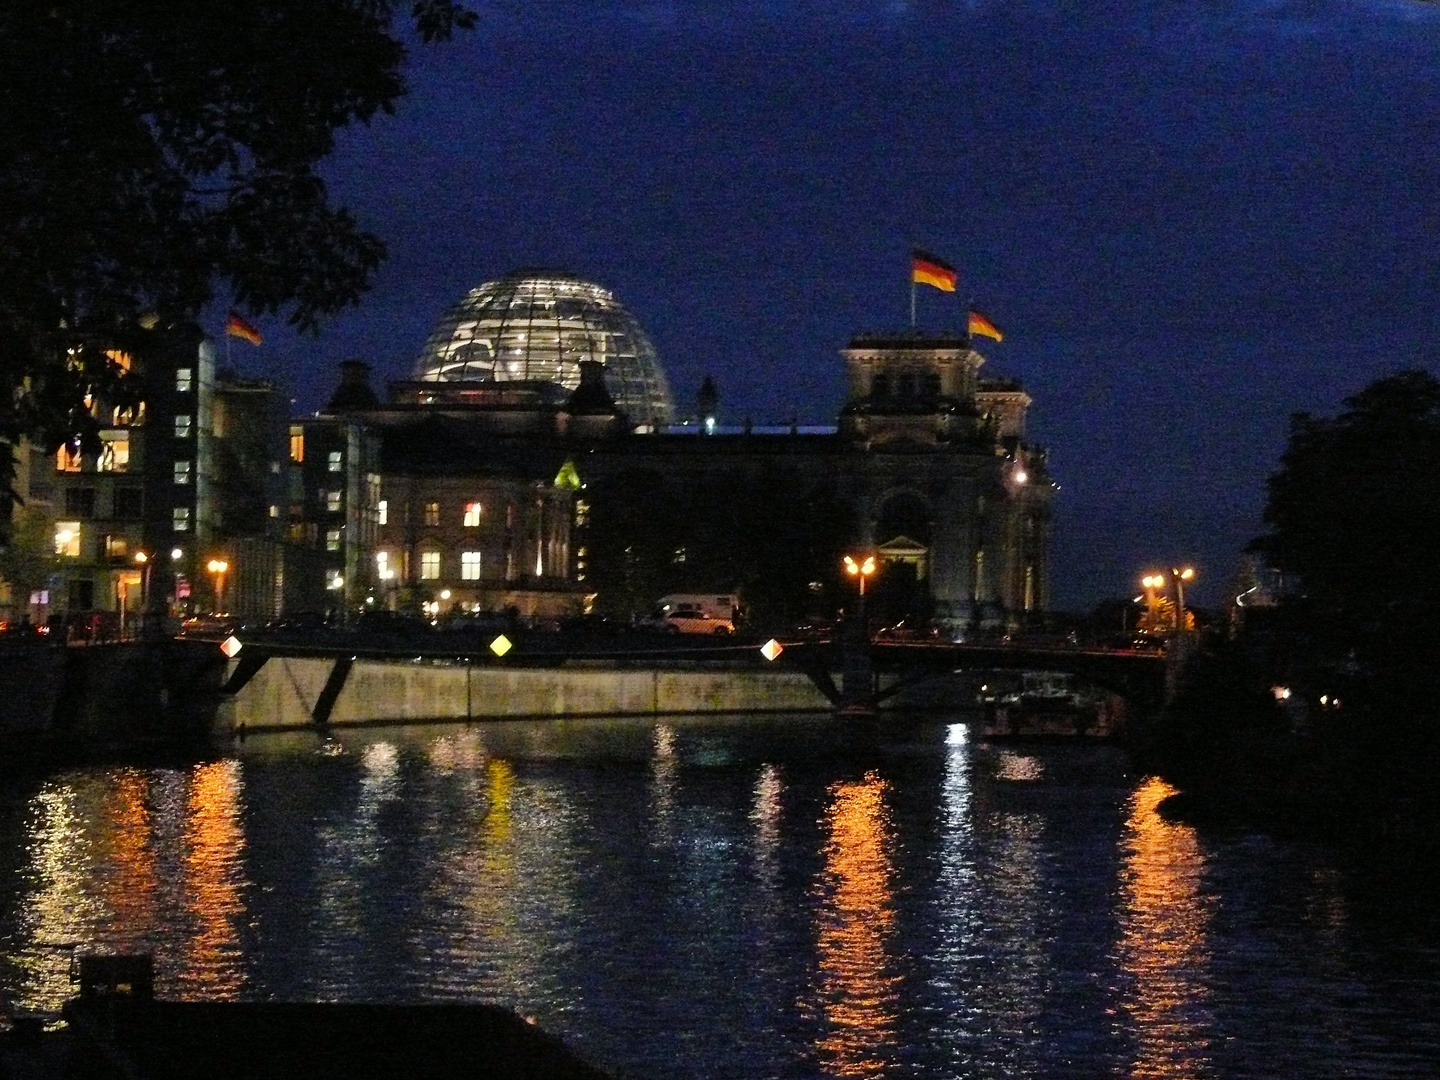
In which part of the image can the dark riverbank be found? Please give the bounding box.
[1132,641,1440,888]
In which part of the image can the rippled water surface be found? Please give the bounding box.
[2,715,1439,1078]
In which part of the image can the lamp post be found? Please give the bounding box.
[207,559,229,613]
[1170,566,1195,632]
[843,554,877,598]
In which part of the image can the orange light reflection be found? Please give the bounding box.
[1119,776,1215,1078]
[808,772,902,1077]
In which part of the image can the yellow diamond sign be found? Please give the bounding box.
[489,634,513,657]
[220,635,243,658]
[760,638,784,661]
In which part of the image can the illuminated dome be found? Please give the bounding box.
[414,270,673,430]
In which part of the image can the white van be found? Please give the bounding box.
[647,593,740,634]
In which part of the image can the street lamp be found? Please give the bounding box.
[843,554,877,596]
[207,559,229,613]
[134,549,151,612]
[1170,566,1195,632]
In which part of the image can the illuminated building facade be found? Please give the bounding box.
[319,270,1054,633]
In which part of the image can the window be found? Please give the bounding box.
[174,414,193,438]
[173,507,191,532]
[56,443,83,472]
[54,522,81,558]
[111,402,146,427]
[424,502,440,527]
[269,505,279,518]
[575,499,589,527]
[377,499,388,526]
[463,502,483,527]
[461,551,482,580]
[326,528,341,552]
[327,450,343,473]
[420,551,440,579]
[326,490,342,512]
[114,488,143,519]
[289,426,304,462]
[104,534,128,558]
[376,551,394,581]
[98,432,129,472]
[174,460,192,485]
[176,367,193,393]
[64,487,96,517]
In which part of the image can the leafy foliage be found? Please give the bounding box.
[1252,369,1440,719]
[0,1,474,493]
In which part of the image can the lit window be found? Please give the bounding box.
[420,551,440,580]
[105,534,128,558]
[461,551,482,580]
[176,367,193,393]
[269,505,279,518]
[575,499,589,526]
[56,443,82,472]
[376,551,394,581]
[289,426,304,462]
[54,522,81,558]
[424,502,440,527]
[104,349,133,373]
[377,499,388,525]
[174,460,192,485]
[175,414,192,438]
[326,490,342,512]
[173,507,191,532]
[327,450,343,473]
[464,502,483,526]
[98,432,129,472]
[326,529,341,552]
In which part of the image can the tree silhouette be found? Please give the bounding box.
[0,1,475,505]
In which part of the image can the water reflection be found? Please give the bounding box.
[809,772,901,1077]
[179,761,247,998]
[1119,776,1215,1078]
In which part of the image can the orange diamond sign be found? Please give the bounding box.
[220,635,243,658]
[760,638,784,661]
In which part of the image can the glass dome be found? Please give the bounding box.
[414,270,674,430]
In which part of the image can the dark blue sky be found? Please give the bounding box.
[233,0,1440,611]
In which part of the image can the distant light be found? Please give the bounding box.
[134,551,148,564]
[760,639,784,661]
[440,589,451,600]
[220,635,243,658]
[207,559,228,573]
[490,634,513,657]
[171,547,183,560]
[1014,469,1028,484]
[1272,685,1291,701]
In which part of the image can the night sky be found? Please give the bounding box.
[229,1,1440,612]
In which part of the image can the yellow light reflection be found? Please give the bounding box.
[179,761,247,999]
[1119,776,1215,1078]
[808,772,901,1077]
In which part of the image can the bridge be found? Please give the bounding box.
[213,627,1171,730]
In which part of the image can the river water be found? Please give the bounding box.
[2,714,1438,1078]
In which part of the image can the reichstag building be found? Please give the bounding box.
[322,269,1055,635]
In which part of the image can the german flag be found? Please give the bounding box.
[968,308,1003,342]
[911,250,957,292]
[225,311,262,346]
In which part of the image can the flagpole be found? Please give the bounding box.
[910,279,917,330]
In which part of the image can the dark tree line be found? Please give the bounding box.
[583,468,858,626]
[0,1,475,518]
